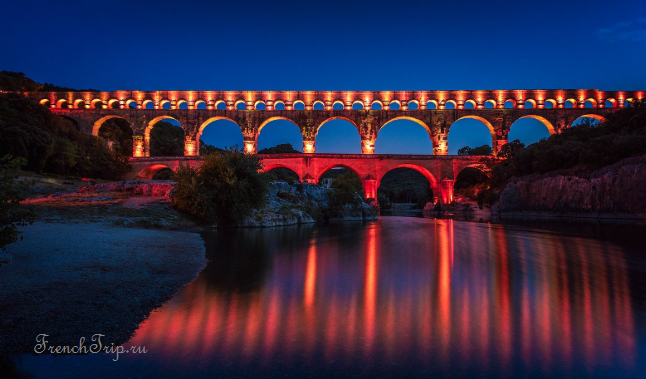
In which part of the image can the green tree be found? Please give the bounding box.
[149,121,184,157]
[0,156,34,259]
[458,144,492,156]
[258,143,300,154]
[199,140,225,156]
[497,139,525,159]
[172,149,269,225]
[328,171,364,210]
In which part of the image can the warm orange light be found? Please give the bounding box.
[303,141,315,154]
[133,136,144,157]
[244,141,256,154]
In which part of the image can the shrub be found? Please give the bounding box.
[172,149,269,225]
[0,155,34,258]
[328,171,363,211]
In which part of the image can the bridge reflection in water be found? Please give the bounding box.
[127,219,639,377]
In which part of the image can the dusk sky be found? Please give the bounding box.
[3,0,645,153]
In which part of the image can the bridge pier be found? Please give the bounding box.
[439,179,454,205]
[362,178,378,200]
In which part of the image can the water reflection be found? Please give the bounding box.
[125,218,641,378]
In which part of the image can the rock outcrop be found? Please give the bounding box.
[493,157,646,218]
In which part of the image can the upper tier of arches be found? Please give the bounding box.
[30,89,643,111]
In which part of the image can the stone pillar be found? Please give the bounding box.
[439,179,454,205]
[361,138,375,154]
[244,137,257,154]
[401,100,408,110]
[132,135,145,158]
[494,138,508,157]
[184,135,197,156]
[144,134,151,157]
[433,139,448,155]
[303,139,315,154]
[362,179,378,200]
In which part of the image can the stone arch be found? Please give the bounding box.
[263,164,302,182]
[258,116,300,133]
[371,100,383,110]
[426,100,438,109]
[142,99,154,109]
[145,115,182,139]
[56,99,69,109]
[198,116,240,136]
[293,100,305,110]
[513,115,556,134]
[316,117,359,134]
[444,100,457,109]
[176,100,188,109]
[315,163,362,183]
[524,99,536,109]
[464,99,477,109]
[234,100,247,110]
[137,164,171,180]
[605,98,617,108]
[125,99,138,109]
[254,100,266,110]
[504,99,516,108]
[448,116,496,154]
[407,100,419,110]
[569,114,607,128]
[379,164,437,190]
[159,99,172,110]
[73,99,87,109]
[585,98,597,108]
[484,99,496,109]
[108,99,121,109]
[274,101,286,110]
[92,115,132,136]
[379,116,432,135]
[313,100,325,110]
[39,99,51,108]
[544,99,557,109]
[453,115,496,137]
[564,98,577,108]
[352,101,364,110]
[91,99,105,109]
[332,100,345,110]
[389,100,401,110]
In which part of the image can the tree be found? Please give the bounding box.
[258,143,300,154]
[0,156,34,260]
[328,171,364,210]
[199,140,225,156]
[0,71,42,91]
[149,121,184,157]
[497,139,525,159]
[458,145,493,156]
[172,148,269,225]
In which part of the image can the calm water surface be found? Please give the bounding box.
[13,217,646,378]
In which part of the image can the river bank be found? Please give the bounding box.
[0,195,207,355]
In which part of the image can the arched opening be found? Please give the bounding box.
[454,166,488,202]
[195,100,207,110]
[447,116,495,155]
[274,101,286,110]
[352,102,364,110]
[198,117,244,154]
[508,116,554,145]
[389,101,401,110]
[137,164,172,180]
[407,101,419,110]
[371,101,383,110]
[464,100,476,109]
[39,99,51,108]
[313,101,325,110]
[332,101,344,110]
[605,98,616,108]
[126,100,137,109]
[625,98,633,107]
[257,117,303,153]
[484,100,496,109]
[235,101,247,110]
[161,100,171,110]
[74,99,86,109]
[377,167,435,212]
[444,100,456,110]
[92,115,131,136]
[564,99,577,108]
[544,99,556,109]
[375,117,433,154]
[585,99,597,108]
[570,114,607,128]
[57,99,69,109]
[147,117,184,157]
[426,100,437,110]
[109,99,120,109]
[294,101,305,110]
[265,166,300,184]
[178,100,188,110]
[144,100,155,110]
[317,165,362,189]
[215,101,226,110]
[94,116,133,157]
[504,100,515,109]
[255,101,266,110]
[152,167,174,180]
[316,118,361,154]
[524,99,536,109]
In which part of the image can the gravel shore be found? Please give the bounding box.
[0,197,207,354]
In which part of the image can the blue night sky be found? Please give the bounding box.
[2,0,645,153]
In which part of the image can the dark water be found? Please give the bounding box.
[11,217,646,378]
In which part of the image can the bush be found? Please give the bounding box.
[172,149,269,225]
[0,156,34,257]
[328,171,363,211]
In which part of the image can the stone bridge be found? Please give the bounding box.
[128,154,490,204]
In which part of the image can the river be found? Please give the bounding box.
[12,217,646,378]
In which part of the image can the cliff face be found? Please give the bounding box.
[493,158,646,218]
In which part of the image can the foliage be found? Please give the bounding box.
[150,121,184,157]
[268,167,299,184]
[377,168,433,208]
[172,148,269,225]
[258,143,300,154]
[199,140,225,156]
[497,139,525,159]
[0,93,130,179]
[0,155,34,256]
[0,70,97,92]
[457,144,493,156]
[98,118,133,157]
[328,171,364,211]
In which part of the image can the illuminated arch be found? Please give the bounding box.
[137,164,171,180]
[407,100,420,110]
[454,115,496,137]
[197,116,240,136]
[524,99,536,109]
[379,116,432,136]
[176,99,188,109]
[426,100,438,109]
[262,164,302,182]
[379,164,437,190]
[258,116,300,133]
[145,116,182,139]
[484,99,496,109]
[142,99,154,109]
[316,117,360,134]
[625,98,634,107]
[313,100,325,110]
[352,100,364,110]
[315,164,362,183]
[254,100,266,110]
[92,115,131,136]
[39,99,51,107]
[564,98,577,108]
[544,99,557,109]
[293,100,305,110]
[389,100,401,110]
[332,100,345,110]
[274,100,286,110]
[371,100,383,110]
[504,99,516,108]
[464,99,477,109]
[125,99,137,109]
[605,98,617,108]
[585,98,597,108]
[108,99,121,109]
[56,99,69,109]
[234,100,247,110]
[213,100,225,110]
[511,115,556,135]
[444,100,457,109]
[74,99,87,109]
[569,114,607,128]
